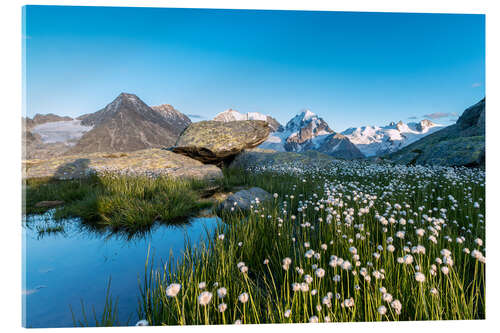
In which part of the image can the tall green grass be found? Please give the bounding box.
[24,174,214,235]
[137,166,485,324]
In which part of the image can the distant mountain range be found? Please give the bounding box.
[257,110,364,159]
[341,119,444,157]
[23,92,483,166]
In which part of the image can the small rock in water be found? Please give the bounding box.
[218,187,272,212]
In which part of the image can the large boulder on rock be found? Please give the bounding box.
[23,148,223,181]
[172,120,270,164]
[218,187,272,212]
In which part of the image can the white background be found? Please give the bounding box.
[1,0,498,332]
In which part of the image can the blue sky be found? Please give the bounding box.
[23,6,485,131]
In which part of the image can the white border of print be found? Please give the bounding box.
[1,1,498,333]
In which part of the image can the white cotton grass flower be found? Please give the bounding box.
[218,234,225,241]
[378,305,387,315]
[382,293,393,303]
[135,319,149,326]
[403,255,414,265]
[441,266,450,275]
[197,291,213,306]
[238,292,249,303]
[315,268,326,278]
[341,298,355,308]
[284,309,292,318]
[218,303,227,312]
[198,282,206,289]
[217,287,227,299]
[391,299,402,315]
[415,272,426,283]
[309,315,319,323]
[263,259,269,265]
[234,319,242,324]
[282,257,292,270]
[305,249,315,259]
[430,287,439,296]
[166,283,181,297]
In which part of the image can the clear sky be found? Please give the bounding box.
[23,6,485,132]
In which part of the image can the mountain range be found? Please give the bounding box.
[23,92,483,166]
[341,119,444,157]
[255,110,364,159]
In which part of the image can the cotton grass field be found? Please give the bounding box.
[137,160,485,325]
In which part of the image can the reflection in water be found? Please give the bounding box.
[22,211,220,328]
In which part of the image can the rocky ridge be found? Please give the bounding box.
[388,98,485,167]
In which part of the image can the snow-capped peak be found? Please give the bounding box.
[302,109,316,121]
[214,109,269,122]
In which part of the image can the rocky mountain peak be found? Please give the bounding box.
[415,119,437,132]
[285,110,333,134]
[213,109,283,132]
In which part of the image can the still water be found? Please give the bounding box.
[22,211,219,328]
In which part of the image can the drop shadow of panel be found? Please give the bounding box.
[51,158,92,180]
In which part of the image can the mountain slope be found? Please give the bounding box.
[318,133,365,159]
[388,98,485,167]
[69,93,186,154]
[342,119,444,157]
[151,104,191,136]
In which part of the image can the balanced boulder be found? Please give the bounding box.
[172,120,270,164]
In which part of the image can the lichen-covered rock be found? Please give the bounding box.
[172,120,270,164]
[218,187,272,212]
[23,148,223,181]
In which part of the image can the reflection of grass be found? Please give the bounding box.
[70,278,130,327]
[36,224,65,238]
[24,174,214,235]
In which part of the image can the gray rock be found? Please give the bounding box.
[172,120,270,164]
[218,187,272,212]
[23,148,223,181]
